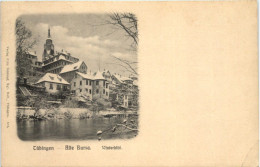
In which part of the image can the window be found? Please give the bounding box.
[106,83,108,89]
[86,80,88,85]
[57,84,61,90]
[50,83,53,89]
[63,86,67,91]
[74,82,76,87]
[106,92,108,96]
[125,95,127,99]
[96,89,99,94]
[80,89,82,92]
[103,81,105,87]
[125,102,127,106]
[89,89,92,94]
[85,88,88,92]
[80,80,82,86]
[90,81,92,86]
[49,76,54,80]
[96,81,99,85]
[103,89,105,94]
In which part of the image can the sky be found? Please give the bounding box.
[19,14,137,76]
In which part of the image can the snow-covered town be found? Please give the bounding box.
[16,14,139,140]
[17,27,138,110]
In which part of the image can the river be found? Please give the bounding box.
[17,116,138,141]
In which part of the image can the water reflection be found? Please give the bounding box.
[17,117,137,141]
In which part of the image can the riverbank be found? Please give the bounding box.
[17,106,137,120]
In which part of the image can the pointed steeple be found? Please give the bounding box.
[48,26,51,38]
[43,26,54,61]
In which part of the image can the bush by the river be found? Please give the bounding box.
[17,107,94,120]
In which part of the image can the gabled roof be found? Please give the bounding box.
[76,72,93,80]
[112,74,133,84]
[121,76,132,81]
[112,74,123,83]
[60,61,85,74]
[93,70,105,80]
[36,73,69,85]
[27,51,37,57]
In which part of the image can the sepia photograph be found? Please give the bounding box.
[1,1,258,166]
[16,13,139,141]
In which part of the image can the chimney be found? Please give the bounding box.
[34,51,36,55]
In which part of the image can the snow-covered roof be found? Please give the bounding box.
[60,61,84,74]
[59,55,67,60]
[27,51,37,57]
[36,73,69,85]
[112,74,123,83]
[121,76,132,81]
[133,80,138,86]
[112,74,133,84]
[43,55,73,67]
[76,72,93,80]
[93,70,105,80]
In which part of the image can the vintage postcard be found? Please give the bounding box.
[1,1,258,166]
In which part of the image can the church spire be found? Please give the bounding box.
[48,26,51,38]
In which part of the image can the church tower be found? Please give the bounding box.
[42,26,55,61]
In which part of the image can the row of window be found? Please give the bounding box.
[78,88,109,96]
[47,68,62,74]
[49,83,67,90]
[44,60,71,71]
[34,62,42,66]
[44,54,71,64]
[79,88,92,94]
[81,66,86,70]
[75,80,108,88]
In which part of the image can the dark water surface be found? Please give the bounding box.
[17,117,138,141]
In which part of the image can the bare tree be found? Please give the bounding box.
[16,18,37,78]
[108,13,138,49]
[106,13,138,75]
[107,54,138,76]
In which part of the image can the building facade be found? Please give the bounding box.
[25,52,44,77]
[35,73,69,95]
[70,71,109,101]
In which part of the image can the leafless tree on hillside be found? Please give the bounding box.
[16,18,37,78]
